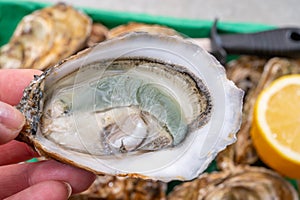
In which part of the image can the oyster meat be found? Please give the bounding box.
[0,3,91,70]
[17,33,243,181]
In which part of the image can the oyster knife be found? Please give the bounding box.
[191,20,300,64]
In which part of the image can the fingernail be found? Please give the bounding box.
[63,182,73,198]
[0,102,25,135]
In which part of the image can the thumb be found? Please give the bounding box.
[0,101,25,144]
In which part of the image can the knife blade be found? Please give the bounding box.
[188,20,300,64]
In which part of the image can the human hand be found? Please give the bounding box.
[0,69,96,200]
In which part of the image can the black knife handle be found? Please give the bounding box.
[210,19,300,64]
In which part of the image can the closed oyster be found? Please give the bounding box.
[17,33,243,181]
[0,3,91,70]
[107,22,180,39]
[70,175,166,200]
[168,166,298,200]
[87,23,109,47]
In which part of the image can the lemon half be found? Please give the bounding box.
[251,74,300,178]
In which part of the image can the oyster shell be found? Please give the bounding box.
[87,23,109,47]
[167,166,299,200]
[107,22,181,39]
[17,33,243,181]
[0,3,91,70]
[70,175,167,200]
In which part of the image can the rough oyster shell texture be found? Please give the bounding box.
[168,166,299,200]
[70,175,167,200]
[0,3,91,70]
[87,23,109,47]
[107,22,181,39]
[17,33,243,182]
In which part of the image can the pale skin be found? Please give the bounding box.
[0,69,96,200]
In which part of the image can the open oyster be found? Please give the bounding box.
[17,33,243,181]
[0,3,91,70]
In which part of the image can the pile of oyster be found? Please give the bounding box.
[1,3,299,200]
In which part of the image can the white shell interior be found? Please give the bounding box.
[36,33,243,181]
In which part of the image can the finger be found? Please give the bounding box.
[0,101,25,144]
[5,180,72,200]
[0,140,38,166]
[0,160,95,199]
[0,69,41,105]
